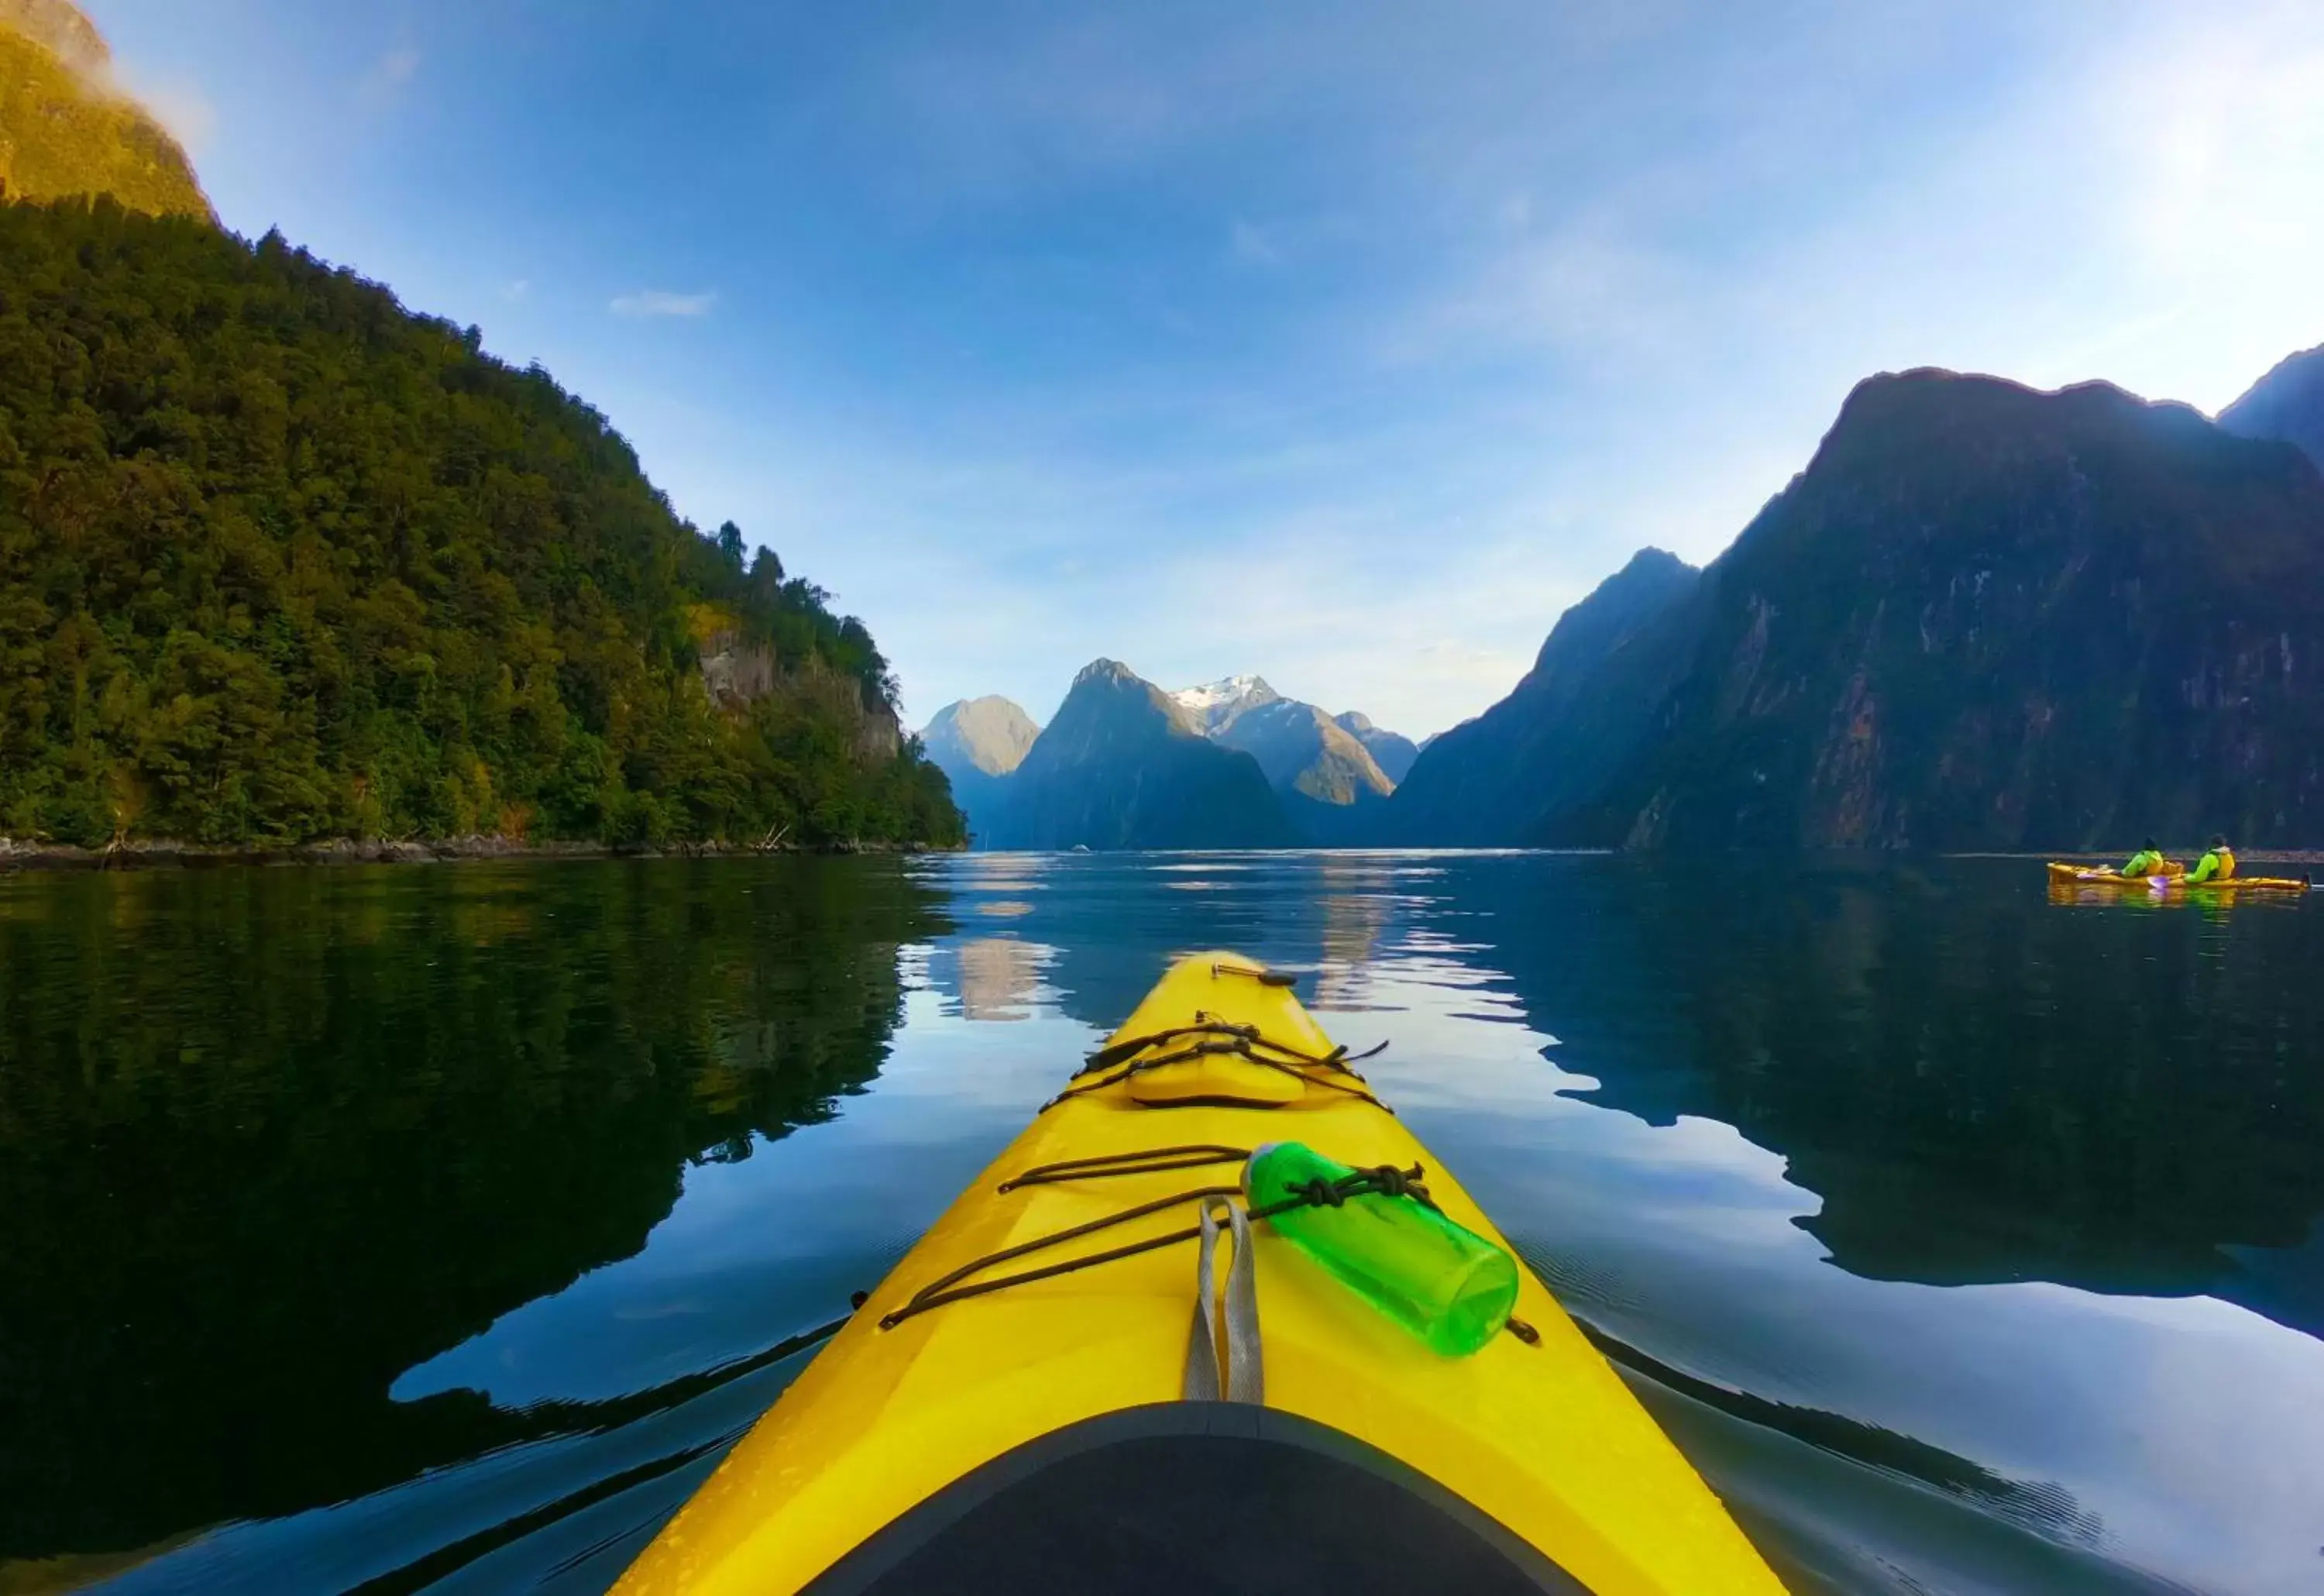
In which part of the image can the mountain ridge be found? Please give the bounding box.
[0,0,210,219]
[1334,711,1420,784]
[984,660,1294,849]
[1383,548,1703,845]
[2219,341,2324,476]
[1569,370,2324,848]
[918,695,1039,844]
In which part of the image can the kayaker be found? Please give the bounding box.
[2119,838,2166,877]
[2188,835,2236,884]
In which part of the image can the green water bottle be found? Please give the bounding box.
[1246,1141,1520,1356]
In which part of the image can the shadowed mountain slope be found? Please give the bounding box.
[1384,549,1703,846]
[2219,342,2324,476]
[986,661,1294,849]
[1589,372,2324,848]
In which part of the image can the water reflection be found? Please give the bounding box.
[926,937,1045,1021]
[3,851,2319,1595]
[0,861,945,1566]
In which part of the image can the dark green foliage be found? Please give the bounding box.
[0,198,963,849]
[0,858,948,1555]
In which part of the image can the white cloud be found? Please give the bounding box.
[500,280,531,303]
[610,290,718,318]
[111,67,219,154]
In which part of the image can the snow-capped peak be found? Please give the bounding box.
[1169,674,1281,734]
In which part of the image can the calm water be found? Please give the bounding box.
[3,854,2322,1595]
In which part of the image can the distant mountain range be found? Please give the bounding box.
[1393,359,2324,850]
[926,340,2324,851]
[971,661,1294,849]
[919,671,1418,848]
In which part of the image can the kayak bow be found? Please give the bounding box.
[613,952,1786,1595]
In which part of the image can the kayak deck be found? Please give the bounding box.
[612,953,1785,1595]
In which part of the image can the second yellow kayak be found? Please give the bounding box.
[614,952,1786,1595]
[2046,862,2312,892]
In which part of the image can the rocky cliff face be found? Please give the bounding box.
[1384,548,1703,844]
[694,626,899,762]
[988,660,1294,849]
[0,0,211,218]
[1215,698,1393,804]
[922,696,1040,776]
[919,696,1040,844]
[696,628,777,710]
[2219,342,2324,476]
[1334,711,1420,784]
[1213,697,1394,843]
[0,0,101,67]
[1170,677,1422,843]
[1593,371,2324,848]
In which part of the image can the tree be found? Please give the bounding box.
[0,198,965,851]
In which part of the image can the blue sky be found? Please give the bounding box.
[89,0,2324,739]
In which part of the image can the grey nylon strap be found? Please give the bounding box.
[1183,1196,1264,1403]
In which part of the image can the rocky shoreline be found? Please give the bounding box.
[0,834,951,873]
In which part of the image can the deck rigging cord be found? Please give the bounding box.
[1043,1022,1392,1113]
[873,1142,1537,1345]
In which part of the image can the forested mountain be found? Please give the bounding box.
[0,0,209,218]
[2219,342,2324,474]
[985,659,1293,849]
[1384,549,1701,844]
[0,199,961,851]
[1407,369,2324,850]
[919,695,1037,843]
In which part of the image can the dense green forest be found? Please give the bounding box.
[0,198,963,850]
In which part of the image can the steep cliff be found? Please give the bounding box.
[1213,696,1395,844]
[922,696,1040,776]
[0,0,210,218]
[989,660,1294,849]
[1335,711,1420,784]
[2219,342,2324,476]
[920,696,1040,844]
[1596,371,2324,848]
[1384,549,1703,844]
[1215,697,1394,805]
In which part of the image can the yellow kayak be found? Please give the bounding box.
[613,952,1786,1595]
[2045,862,2311,892]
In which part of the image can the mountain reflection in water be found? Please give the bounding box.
[1,852,2317,1595]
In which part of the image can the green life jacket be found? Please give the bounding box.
[2191,848,2235,884]
[2120,848,2162,877]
